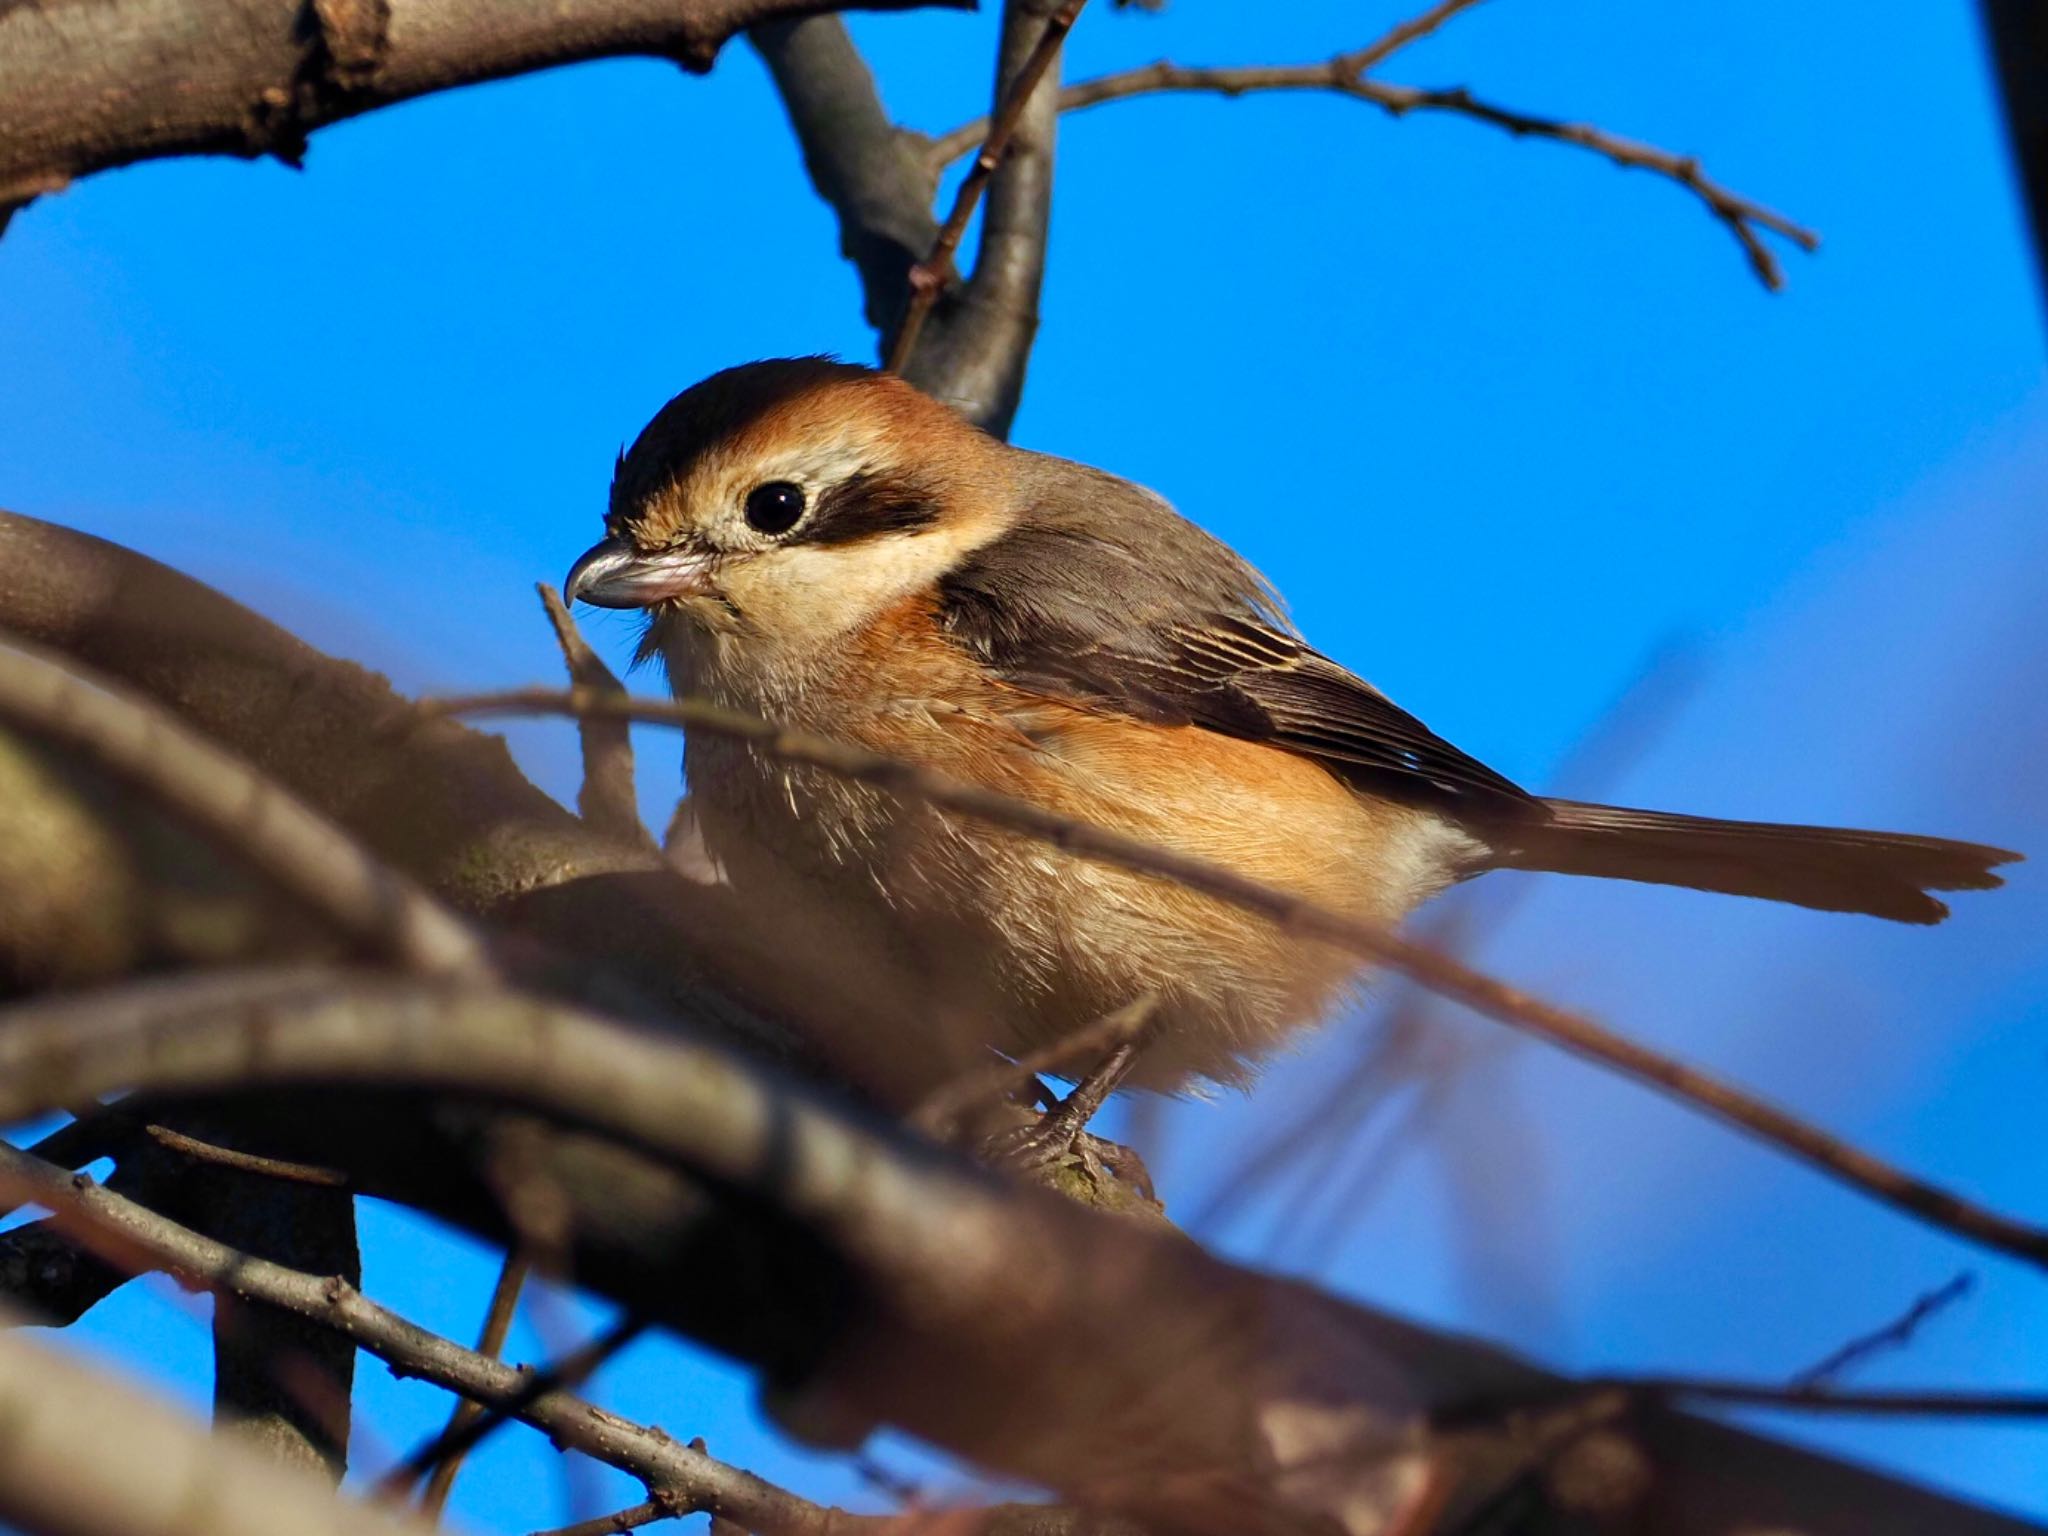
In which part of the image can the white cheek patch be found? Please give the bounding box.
[731,518,993,649]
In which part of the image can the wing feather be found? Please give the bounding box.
[938,458,1541,824]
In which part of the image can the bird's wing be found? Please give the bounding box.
[936,488,1543,825]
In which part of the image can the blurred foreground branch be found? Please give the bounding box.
[0,970,2038,1535]
[0,1325,435,1536]
[439,687,2048,1275]
[0,516,2037,1535]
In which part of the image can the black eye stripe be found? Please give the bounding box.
[799,471,942,546]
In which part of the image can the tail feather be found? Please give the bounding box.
[1494,799,2021,924]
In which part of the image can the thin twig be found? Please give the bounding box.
[923,41,1817,290]
[884,0,1086,373]
[0,637,489,978]
[527,1494,680,1536]
[143,1123,351,1189]
[537,585,652,848]
[914,994,1160,1131]
[377,1314,649,1498]
[1790,1272,1975,1391]
[0,1143,868,1536]
[1623,1376,2048,1418]
[1344,0,1490,75]
[0,1139,1106,1536]
[431,686,2048,1273]
[420,1251,534,1519]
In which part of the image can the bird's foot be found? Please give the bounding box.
[981,1040,1163,1217]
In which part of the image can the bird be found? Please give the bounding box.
[565,357,2019,1101]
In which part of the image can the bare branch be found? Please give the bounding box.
[419,1251,532,1519]
[0,510,805,1064]
[0,1322,439,1536]
[924,37,1818,291]
[0,0,970,225]
[1343,0,1491,76]
[749,16,942,341]
[894,0,1081,435]
[537,586,652,848]
[379,1316,648,1498]
[0,975,1450,1535]
[200,1166,360,1480]
[1791,1272,1975,1390]
[435,687,2048,1273]
[0,638,488,979]
[1620,1375,2048,1419]
[1,1143,1151,1536]
[142,1124,352,1189]
[0,1144,868,1536]
[528,1498,680,1536]
[0,976,2035,1536]
[754,3,1070,436]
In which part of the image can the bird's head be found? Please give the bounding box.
[565,358,1011,672]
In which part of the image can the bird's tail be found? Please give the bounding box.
[1492,799,2020,924]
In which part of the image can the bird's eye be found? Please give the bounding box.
[743,481,806,535]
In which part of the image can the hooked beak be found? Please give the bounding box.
[563,537,716,610]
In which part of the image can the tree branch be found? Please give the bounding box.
[924,40,1818,291]
[896,0,1077,435]
[1982,0,2048,315]
[1619,1376,2048,1419]
[199,1164,360,1482]
[419,1251,531,1519]
[749,15,943,342]
[0,1142,1152,1536]
[0,638,488,979]
[0,0,971,226]
[435,687,2048,1274]
[0,974,2035,1535]
[0,511,807,1068]
[537,586,652,849]
[1791,1272,1975,1389]
[0,974,1464,1535]
[527,1498,682,1536]
[0,1141,855,1536]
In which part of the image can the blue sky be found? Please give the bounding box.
[2,0,2044,1525]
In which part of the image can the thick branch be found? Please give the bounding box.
[897,0,1074,435]
[201,1169,360,1481]
[0,511,805,1066]
[749,16,942,341]
[0,974,1474,1536]
[0,0,969,222]
[0,638,487,979]
[0,975,2037,1536]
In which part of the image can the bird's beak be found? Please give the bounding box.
[563,537,715,609]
